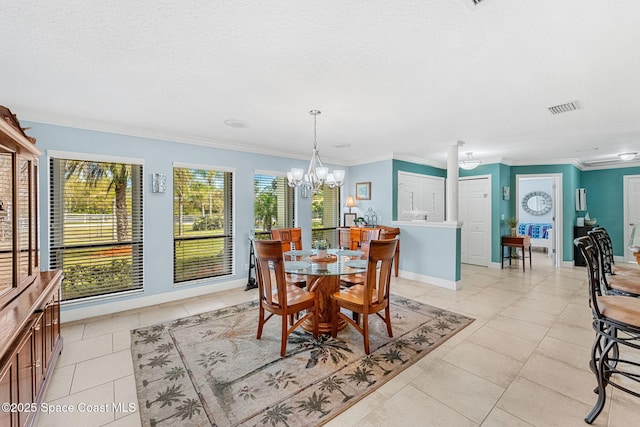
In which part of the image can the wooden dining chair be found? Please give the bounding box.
[331,239,398,354]
[271,228,303,258]
[341,228,381,288]
[271,227,306,287]
[349,228,381,253]
[254,240,318,357]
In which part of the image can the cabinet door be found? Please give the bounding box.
[17,157,30,282]
[44,291,60,370]
[0,360,18,427]
[32,313,44,394]
[15,330,34,427]
[0,150,15,299]
[16,156,39,288]
[31,162,39,272]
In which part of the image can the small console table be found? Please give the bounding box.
[501,235,532,272]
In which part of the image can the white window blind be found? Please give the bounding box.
[49,158,144,301]
[253,173,295,239]
[311,186,340,248]
[173,167,233,283]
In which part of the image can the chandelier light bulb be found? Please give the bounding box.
[287,110,345,193]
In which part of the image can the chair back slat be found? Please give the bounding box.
[254,240,288,307]
[359,228,381,255]
[364,239,397,307]
[271,228,303,259]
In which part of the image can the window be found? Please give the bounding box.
[49,157,144,301]
[173,166,233,283]
[253,173,295,239]
[311,186,340,247]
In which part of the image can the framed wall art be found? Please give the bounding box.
[356,182,371,200]
[343,212,357,227]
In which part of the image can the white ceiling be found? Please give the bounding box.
[3,0,640,168]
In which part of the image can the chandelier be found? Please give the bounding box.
[287,110,345,193]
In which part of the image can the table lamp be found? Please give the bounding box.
[345,196,356,213]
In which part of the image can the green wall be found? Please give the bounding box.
[510,164,581,262]
[581,166,640,256]
[391,159,639,264]
[461,163,511,263]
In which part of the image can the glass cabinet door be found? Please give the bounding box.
[18,157,30,281]
[0,151,14,295]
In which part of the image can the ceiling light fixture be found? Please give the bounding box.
[287,110,345,194]
[618,152,637,161]
[459,152,481,170]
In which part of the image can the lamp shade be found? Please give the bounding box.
[345,196,356,208]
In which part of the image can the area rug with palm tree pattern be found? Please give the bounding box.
[130,294,473,426]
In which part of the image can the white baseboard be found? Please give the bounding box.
[398,270,461,290]
[61,278,247,323]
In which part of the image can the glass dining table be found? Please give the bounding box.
[284,249,367,334]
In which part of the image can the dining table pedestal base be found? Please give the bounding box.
[301,275,347,334]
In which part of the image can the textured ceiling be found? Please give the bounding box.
[3,0,640,168]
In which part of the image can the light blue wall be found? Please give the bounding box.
[396,224,460,281]
[346,160,393,224]
[28,122,322,313]
[581,166,640,256]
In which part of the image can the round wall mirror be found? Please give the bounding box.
[521,191,552,216]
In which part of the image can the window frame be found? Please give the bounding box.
[172,162,235,285]
[253,170,296,240]
[47,151,145,303]
[311,186,341,248]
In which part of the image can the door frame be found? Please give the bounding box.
[516,173,563,268]
[623,174,640,263]
[459,174,492,266]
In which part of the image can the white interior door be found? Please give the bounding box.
[460,181,470,263]
[459,177,490,266]
[624,175,640,263]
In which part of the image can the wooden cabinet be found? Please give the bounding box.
[0,106,62,426]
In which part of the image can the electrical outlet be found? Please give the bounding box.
[244,263,249,271]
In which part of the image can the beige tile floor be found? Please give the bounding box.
[35,252,640,427]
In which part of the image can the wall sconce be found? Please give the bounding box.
[576,188,587,211]
[152,173,167,193]
[502,186,510,201]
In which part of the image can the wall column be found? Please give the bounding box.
[446,142,461,223]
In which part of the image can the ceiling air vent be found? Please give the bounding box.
[548,101,579,115]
